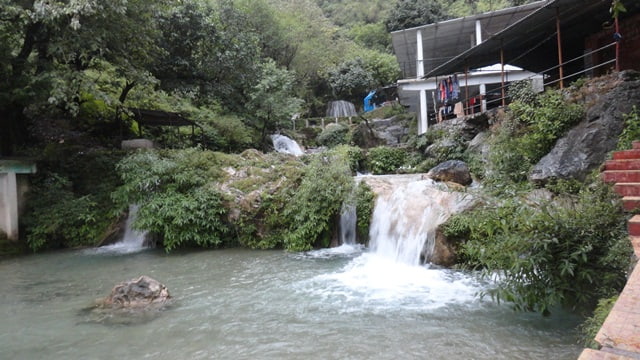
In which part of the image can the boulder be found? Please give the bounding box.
[430,228,457,267]
[370,114,412,146]
[426,160,472,186]
[100,275,171,309]
[431,113,490,141]
[530,71,640,184]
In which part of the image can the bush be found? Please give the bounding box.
[23,174,102,251]
[282,148,355,251]
[113,148,231,251]
[355,182,376,244]
[487,90,584,185]
[616,106,640,150]
[445,182,632,314]
[367,146,407,174]
[21,149,125,251]
[579,296,618,348]
[317,123,351,148]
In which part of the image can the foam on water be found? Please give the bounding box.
[298,243,364,259]
[299,253,484,313]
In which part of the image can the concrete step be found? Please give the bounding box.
[631,236,640,258]
[604,160,640,171]
[596,265,640,355]
[578,348,637,360]
[628,215,640,237]
[602,170,640,183]
[623,197,640,211]
[614,183,640,197]
[633,141,640,150]
[612,149,640,160]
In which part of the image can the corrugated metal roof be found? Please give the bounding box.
[424,0,626,77]
[390,1,545,78]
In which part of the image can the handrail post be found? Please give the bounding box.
[556,7,564,89]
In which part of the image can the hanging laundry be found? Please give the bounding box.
[452,74,460,100]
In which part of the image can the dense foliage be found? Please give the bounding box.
[22,148,124,251]
[367,146,408,174]
[110,146,363,252]
[444,182,632,314]
[486,90,584,184]
[616,106,640,150]
[282,147,356,250]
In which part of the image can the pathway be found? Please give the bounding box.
[579,141,640,359]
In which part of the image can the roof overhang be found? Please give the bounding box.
[425,0,640,77]
[391,1,545,78]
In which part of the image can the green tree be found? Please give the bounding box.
[327,57,376,103]
[246,60,303,148]
[386,0,450,31]
[349,23,392,52]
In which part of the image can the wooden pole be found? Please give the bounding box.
[556,7,564,89]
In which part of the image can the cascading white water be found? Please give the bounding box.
[364,174,474,265]
[326,100,357,118]
[339,203,357,245]
[89,204,148,254]
[271,134,304,156]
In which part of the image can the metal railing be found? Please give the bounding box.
[434,41,618,119]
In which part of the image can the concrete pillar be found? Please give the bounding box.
[0,172,18,240]
[475,20,483,45]
[419,89,428,135]
[480,84,487,112]
[476,20,487,112]
[416,29,424,78]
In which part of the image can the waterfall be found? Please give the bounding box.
[326,100,357,118]
[339,203,357,245]
[271,134,304,156]
[363,174,473,266]
[91,204,148,254]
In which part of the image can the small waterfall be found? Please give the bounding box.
[326,100,357,118]
[91,205,148,254]
[339,203,357,245]
[364,174,473,265]
[271,134,304,156]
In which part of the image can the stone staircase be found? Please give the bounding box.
[578,141,640,360]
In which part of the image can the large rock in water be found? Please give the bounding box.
[530,71,640,184]
[100,275,171,309]
[83,276,172,325]
[426,160,472,186]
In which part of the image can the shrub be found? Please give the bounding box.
[616,106,640,150]
[282,148,355,251]
[445,182,632,314]
[23,174,102,251]
[367,146,407,174]
[579,296,618,348]
[355,182,375,244]
[487,90,584,185]
[21,149,125,251]
[113,148,231,251]
[317,123,351,148]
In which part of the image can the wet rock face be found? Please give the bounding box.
[101,275,171,309]
[530,71,640,184]
[426,160,472,186]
